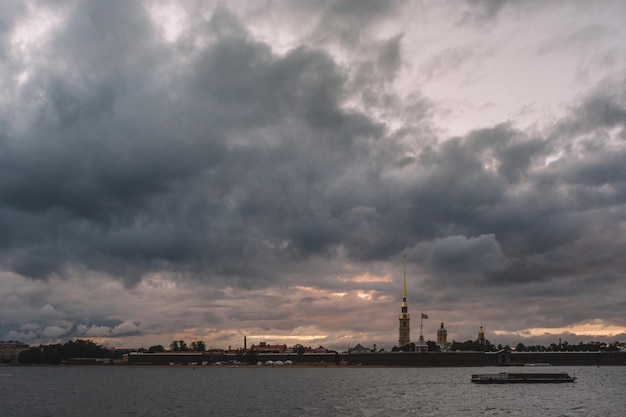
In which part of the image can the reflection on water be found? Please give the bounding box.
[0,365,623,416]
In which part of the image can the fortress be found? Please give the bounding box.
[397,256,447,352]
[122,258,626,366]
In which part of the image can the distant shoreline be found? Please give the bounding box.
[121,350,626,367]
[10,350,626,367]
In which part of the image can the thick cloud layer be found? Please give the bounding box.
[1,0,625,349]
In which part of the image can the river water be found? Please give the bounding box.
[0,365,623,416]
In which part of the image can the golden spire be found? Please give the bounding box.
[398,255,410,347]
[402,255,407,304]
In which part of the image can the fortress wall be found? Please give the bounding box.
[124,351,626,366]
[510,352,626,366]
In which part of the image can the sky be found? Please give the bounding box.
[1,0,626,351]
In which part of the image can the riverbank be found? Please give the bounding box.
[121,350,626,367]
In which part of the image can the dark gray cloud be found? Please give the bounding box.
[1,0,399,287]
[1,0,625,349]
[553,91,626,139]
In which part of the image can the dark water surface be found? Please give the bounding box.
[0,365,623,416]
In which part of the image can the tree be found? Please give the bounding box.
[426,341,441,352]
[244,349,259,365]
[293,344,305,355]
[41,344,64,364]
[190,341,206,352]
[450,340,493,352]
[148,345,165,353]
[170,340,189,351]
[400,343,416,352]
[65,339,110,358]
[19,347,43,364]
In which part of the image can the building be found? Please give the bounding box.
[304,345,330,354]
[123,352,207,365]
[398,256,410,347]
[348,344,371,354]
[415,313,429,352]
[66,357,112,365]
[415,335,428,352]
[437,322,448,349]
[249,342,287,353]
[477,325,486,346]
[0,341,29,364]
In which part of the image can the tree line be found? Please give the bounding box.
[392,339,624,353]
[19,339,114,364]
[392,339,497,352]
[168,340,207,352]
[513,340,623,352]
[18,339,210,364]
[17,338,625,364]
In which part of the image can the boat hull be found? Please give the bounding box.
[471,372,576,384]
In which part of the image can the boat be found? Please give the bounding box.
[471,372,576,384]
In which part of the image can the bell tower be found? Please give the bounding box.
[478,324,485,346]
[437,322,448,348]
[398,256,410,347]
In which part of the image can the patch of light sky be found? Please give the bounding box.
[339,272,392,283]
[397,2,626,138]
[145,0,193,43]
[142,2,593,139]
[10,3,64,61]
[291,285,356,300]
[495,321,626,339]
[231,1,316,56]
[6,3,62,91]
[248,333,328,342]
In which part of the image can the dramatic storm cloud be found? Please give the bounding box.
[1,0,626,350]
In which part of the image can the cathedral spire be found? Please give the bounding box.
[403,255,407,301]
[398,255,410,347]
